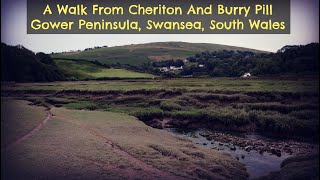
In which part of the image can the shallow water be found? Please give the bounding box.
[164,128,292,179]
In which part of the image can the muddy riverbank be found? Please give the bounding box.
[163,128,319,179]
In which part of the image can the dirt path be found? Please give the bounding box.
[57,115,184,180]
[1,110,53,153]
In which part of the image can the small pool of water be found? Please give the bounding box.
[164,128,292,179]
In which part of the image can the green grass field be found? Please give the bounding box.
[52,42,267,65]
[54,59,155,79]
[3,77,318,92]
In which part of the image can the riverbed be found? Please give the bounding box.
[164,128,318,179]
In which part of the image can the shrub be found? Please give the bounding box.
[160,101,182,111]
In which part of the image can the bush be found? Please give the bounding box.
[160,101,182,111]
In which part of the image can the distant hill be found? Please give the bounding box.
[51,42,268,65]
[1,42,158,82]
[54,59,156,80]
[1,43,66,82]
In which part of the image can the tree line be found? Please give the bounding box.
[142,43,319,77]
[1,43,67,82]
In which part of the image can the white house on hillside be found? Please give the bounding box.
[241,72,252,78]
[159,67,169,72]
[169,66,183,70]
[160,66,183,72]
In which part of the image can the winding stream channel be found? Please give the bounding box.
[163,128,318,179]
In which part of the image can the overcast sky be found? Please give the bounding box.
[1,0,319,53]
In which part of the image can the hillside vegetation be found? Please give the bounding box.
[54,59,155,80]
[147,43,319,77]
[1,43,67,82]
[52,42,319,78]
[2,42,318,82]
[51,42,267,65]
[0,43,156,82]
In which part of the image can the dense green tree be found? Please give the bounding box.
[1,43,67,82]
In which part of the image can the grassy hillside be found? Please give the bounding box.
[55,59,155,79]
[52,42,268,65]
